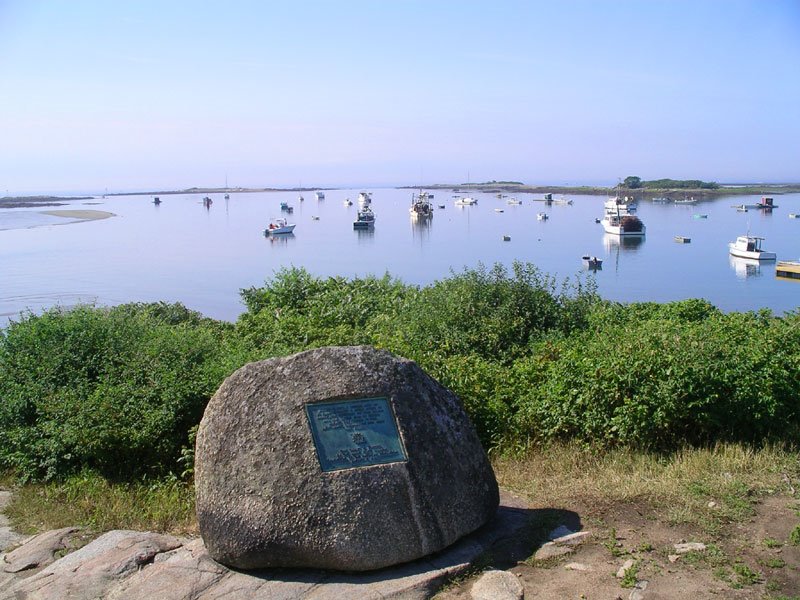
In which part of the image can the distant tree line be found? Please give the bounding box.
[462,180,524,186]
[623,176,720,190]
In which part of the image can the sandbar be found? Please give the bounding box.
[40,209,116,222]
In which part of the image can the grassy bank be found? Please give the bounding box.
[3,444,797,538]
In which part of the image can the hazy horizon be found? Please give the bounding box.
[1,1,798,194]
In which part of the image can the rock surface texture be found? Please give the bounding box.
[195,345,499,571]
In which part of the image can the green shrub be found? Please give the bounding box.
[0,303,236,481]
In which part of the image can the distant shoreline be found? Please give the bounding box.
[3,182,800,205]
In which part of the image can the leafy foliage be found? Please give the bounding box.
[1,267,798,482]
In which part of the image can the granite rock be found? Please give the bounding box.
[195,346,499,571]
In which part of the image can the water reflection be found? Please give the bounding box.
[355,228,375,244]
[602,233,645,253]
[410,216,432,244]
[729,255,763,279]
[265,232,295,246]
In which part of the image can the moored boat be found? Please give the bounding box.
[582,255,602,269]
[776,261,800,280]
[601,195,646,236]
[357,191,372,206]
[728,234,776,260]
[409,191,434,218]
[264,217,296,235]
[506,197,522,205]
[153,197,161,205]
[454,196,477,206]
[674,236,691,243]
[315,191,325,201]
[536,212,549,221]
[353,206,376,229]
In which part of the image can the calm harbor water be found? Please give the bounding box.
[1,188,798,326]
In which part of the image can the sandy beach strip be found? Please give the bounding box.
[40,209,116,222]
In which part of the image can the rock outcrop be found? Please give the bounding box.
[195,346,499,571]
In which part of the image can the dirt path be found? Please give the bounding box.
[436,493,800,599]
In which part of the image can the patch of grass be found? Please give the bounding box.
[637,542,654,552]
[763,557,786,569]
[712,566,731,583]
[5,471,196,535]
[763,537,783,548]
[790,525,800,546]
[619,560,640,588]
[494,443,799,535]
[602,527,626,557]
[731,562,760,587]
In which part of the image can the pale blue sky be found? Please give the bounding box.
[1,0,798,193]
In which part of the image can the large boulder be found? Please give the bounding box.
[195,345,499,571]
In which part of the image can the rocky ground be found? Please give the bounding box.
[2,488,798,599]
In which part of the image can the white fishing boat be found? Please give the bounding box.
[264,217,295,235]
[553,195,573,205]
[315,191,325,201]
[409,191,434,218]
[601,195,646,236]
[674,196,696,204]
[536,212,549,221]
[280,201,293,213]
[343,198,353,206]
[357,191,372,206]
[674,236,691,244]
[454,196,477,206]
[353,206,375,229]
[789,213,799,219]
[494,208,504,213]
[728,235,776,260]
[298,194,304,202]
[506,197,522,205]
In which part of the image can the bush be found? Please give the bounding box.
[0,303,236,481]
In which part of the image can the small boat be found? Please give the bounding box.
[776,261,800,280]
[298,194,305,202]
[674,196,696,204]
[674,236,691,243]
[652,197,669,203]
[494,208,504,213]
[409,191,434,218]
[315,191,325,201]
[343,198,353,206]
[438,204,446,209]
[153,197,161,205]
[536,212,549,221]
[582,255,603,269]
[732,204,748,212]
[357,191,372,206]
[789,213,798,219]
[506,198,522,205]
[224,193,230,200]
[542,193,553,204]
[728,234,776,260]
[353,206,375,229]
[264,217,296,235]
[594,217,601,223]
[280,201,293,213]
[693,214,708,219]
[553,195,573,205]
[202,196,213,208]
[454,196,477,206]
[502,235,511,241]
[311,215,320,221]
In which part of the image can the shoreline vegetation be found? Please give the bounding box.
[3,179,800,206]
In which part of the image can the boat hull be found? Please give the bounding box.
[728,245,776,260]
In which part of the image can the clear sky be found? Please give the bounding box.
[1,0,798,193]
